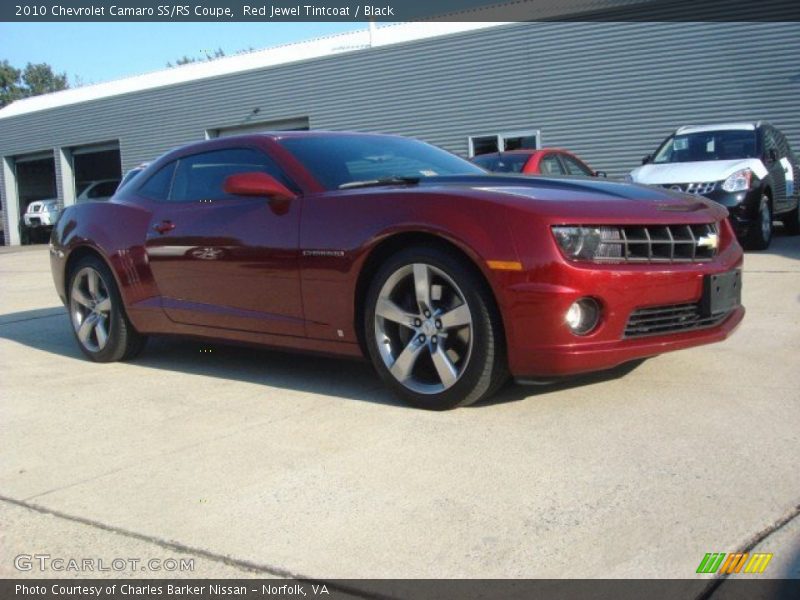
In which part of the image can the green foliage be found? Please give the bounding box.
[167,47,226,68]
[0,60,69,108]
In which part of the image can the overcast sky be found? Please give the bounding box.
[0,22,366,85]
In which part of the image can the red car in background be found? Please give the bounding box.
[50,132,743,410]
[472,148,606,177]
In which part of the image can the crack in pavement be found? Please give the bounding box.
[697,502,800,599]
[0,311,65,326]
[0,494,391,600]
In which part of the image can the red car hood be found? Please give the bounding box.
[402,175,728,224]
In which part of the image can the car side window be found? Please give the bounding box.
[169,148,293,203]
[138,161,177,201]
[561,155,593,176]
[540,154,565,175]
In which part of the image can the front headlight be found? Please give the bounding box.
[552,226,624,260]
[721,168,752,192]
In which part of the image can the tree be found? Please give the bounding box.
[167,47,226,68]
[22,63,69,96]
[0,60,24,108]
[0,60,69,108]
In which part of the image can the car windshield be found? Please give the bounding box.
[279,135,485,190]
[653,129,757,163]
[472,153,530,173]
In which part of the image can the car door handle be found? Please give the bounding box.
[153,220,175,234]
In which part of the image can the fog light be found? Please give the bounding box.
[565,297,601,335]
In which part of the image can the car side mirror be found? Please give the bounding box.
[594,170,608,178]
[641,154,652,165]
[223,172,295,202]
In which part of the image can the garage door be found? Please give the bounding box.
[15,152,57,245]
[71,141,122,203]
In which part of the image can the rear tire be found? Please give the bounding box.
[67,255,146,362]
[782,201,800,236]
[364,245,507,410]
[746,194,773,250]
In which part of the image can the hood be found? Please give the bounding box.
[350,174,728,223]
[630,158,767,184]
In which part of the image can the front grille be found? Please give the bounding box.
[661,182,717,195]
[625,302,730,338]
[593,223,718,263]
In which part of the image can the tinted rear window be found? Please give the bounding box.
[139,162,176,201]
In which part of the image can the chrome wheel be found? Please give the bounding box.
[760,196,772,242]
[374,263,473,395]
[70,267,112,353]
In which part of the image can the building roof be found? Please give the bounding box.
[0,22,505,121]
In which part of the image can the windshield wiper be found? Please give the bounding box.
[339,176,421,190]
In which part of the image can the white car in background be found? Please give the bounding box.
[628,122,800,250]
[76,179,121,203]
[23,199,60,228]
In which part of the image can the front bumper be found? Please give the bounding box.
[500,238,744,379]
[23,212,57,227]
[703,188,761,240]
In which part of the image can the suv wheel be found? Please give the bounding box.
[782,200,800,236]
[747,194,773,250]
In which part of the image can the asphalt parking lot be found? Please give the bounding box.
[1,237,798,588]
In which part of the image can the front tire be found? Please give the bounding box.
[747,194,773,250]
[364,245,507,410]
[67,255,146,362]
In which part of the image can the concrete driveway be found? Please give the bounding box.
[1,237,798,587]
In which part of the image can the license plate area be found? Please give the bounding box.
[702,269,741,316]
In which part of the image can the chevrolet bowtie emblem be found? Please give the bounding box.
[697,233,719,250]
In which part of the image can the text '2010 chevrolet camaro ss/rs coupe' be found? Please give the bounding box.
[50,132,744,409]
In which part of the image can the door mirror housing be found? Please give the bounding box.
[594,170,608,178]
[641,154,652,165]
[223,172,295,201]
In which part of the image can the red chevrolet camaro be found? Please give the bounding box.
[50,132,744,409]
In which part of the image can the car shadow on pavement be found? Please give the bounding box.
[1,306,645,410]
[473,359,647,407]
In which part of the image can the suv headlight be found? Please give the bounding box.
[721,168,752,193]
[552,226,624,261]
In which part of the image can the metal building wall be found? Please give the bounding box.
[1,21,799,244]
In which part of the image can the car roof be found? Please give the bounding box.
[254,130,404,141]
[675,123,761,134]
[473,148,575,158]
[156,131,411,161]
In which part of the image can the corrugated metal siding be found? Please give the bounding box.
[2,21,799,243]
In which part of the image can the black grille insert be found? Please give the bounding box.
[625,302,730,338]
[595,223,718,263]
